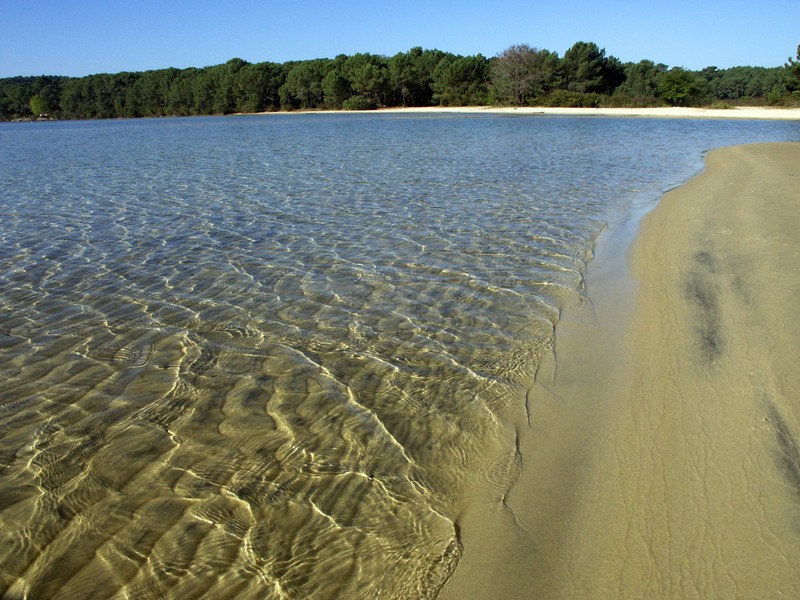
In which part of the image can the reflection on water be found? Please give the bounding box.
[0,114,797,598]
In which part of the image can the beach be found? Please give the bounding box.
[282,105,800,120]
[443,142,800,598]
[2,116,799,598]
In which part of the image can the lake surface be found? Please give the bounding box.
[1,113,798,599]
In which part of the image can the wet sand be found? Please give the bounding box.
[442,142,800,598]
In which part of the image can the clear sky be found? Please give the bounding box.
[2,0,798,77]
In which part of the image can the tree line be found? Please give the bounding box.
[2,42,799,120]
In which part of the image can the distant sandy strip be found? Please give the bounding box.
[274,105,800,120]
[442,143,800,599]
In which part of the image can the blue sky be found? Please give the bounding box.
[2,0,798,77]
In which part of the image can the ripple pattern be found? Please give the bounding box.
[0,114,797,598]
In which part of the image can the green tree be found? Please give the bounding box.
[696,65,786,103]
[31,75,64,117]
[125,68,178,116]
[60,78,92,118]
[659,67,702,106]
[2,78,33,118]
[29,94,49,116]
[10,39,794,120]
[431,54,489,106]
[234,62,285,112]
[389,47,422,106]
[562,41,623,94]
[89,74,117,118]
[210,58,248,114]
[786,44,800,92]
[280,59,331,109]
[388,47,443,107]
[342,53,391,107]
[322,69,351,109]
[615,60,666,103]
[602,55,626,93]
[166,69,196,115]
[191,68,218,114]
[744,68,784,98]
[0,75,58,119]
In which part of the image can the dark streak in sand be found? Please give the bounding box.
[764,399,800,500]
[503,433,523,507]
[684,250,724,362]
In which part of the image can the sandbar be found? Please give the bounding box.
[442,142,800,598]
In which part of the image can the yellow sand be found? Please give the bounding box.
[443,142,800,598]
[276,106,800,120]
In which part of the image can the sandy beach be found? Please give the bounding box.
[278,105,800,120]
[442,142,800,598]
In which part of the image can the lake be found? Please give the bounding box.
[0,113,798,598]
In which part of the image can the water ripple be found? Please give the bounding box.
[0,114,797,598]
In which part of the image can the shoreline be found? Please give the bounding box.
[442,142,800,598]
[271,105,800,120]
[6,106,799,124]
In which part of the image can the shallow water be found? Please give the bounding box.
[0,114,798,598]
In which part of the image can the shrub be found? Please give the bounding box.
[541,90,601,107]
[342,95,378,110]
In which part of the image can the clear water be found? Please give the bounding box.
[0,114,797,599]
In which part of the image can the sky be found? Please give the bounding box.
[2,0,799,78]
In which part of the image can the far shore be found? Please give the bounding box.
[261,104,800,120]
[8,105,800,123]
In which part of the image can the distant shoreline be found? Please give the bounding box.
[7,105,800,123]
[262,105,800,120]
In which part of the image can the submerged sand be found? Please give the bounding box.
[443,142,800,598]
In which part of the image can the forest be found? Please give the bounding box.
[2,42,800,120]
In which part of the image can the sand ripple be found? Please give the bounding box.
[1,114,797,598]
